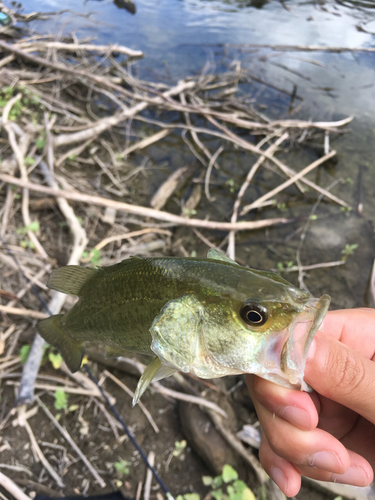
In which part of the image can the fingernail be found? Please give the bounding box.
[281,406,310,429]
[333,466,371,486]
[270,467,287,493]
[308,451,344,473]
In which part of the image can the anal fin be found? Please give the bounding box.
[37,315,84,372]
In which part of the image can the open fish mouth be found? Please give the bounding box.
[259,294,331,391]
[280,293,331,390]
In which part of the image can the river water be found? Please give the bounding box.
[11,0,375,308]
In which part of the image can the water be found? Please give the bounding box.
[7,0,375,308]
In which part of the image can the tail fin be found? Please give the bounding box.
[38,315,84,373]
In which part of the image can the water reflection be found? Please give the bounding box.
[113,0,136,14]
[336,0,375,8]
[89,0,136,14]
[199,0,269,8]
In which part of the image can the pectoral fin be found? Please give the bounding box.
[150,294,204,373]
[132,357,177,406]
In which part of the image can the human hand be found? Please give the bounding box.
[246,308,375,496]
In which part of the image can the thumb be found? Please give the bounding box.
[305,331,375,425]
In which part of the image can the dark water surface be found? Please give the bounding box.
[9,0,375,308]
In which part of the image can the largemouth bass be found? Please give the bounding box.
[38,249,330,405]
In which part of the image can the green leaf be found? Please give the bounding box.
[173,439,187,457]
[183,495,200,500]
[54,388,68,410]
[20,345,31,364]
[17,221,40,234]
[25,156,35,166]
[212,476,223,489]
[202,476,213,486]
[241,488,255,500]
[232,480,247,494]
[222,465,238,483]
[89,248,102,265]
[48,352,63,369]
[114,459,131,476]
[211,490,223,500]
[35,137,45,150]
[68,404,79,412]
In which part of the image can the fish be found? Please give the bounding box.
[37,249,330,405]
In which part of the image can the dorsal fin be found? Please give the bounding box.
[48,266,98,296]
[207,248,239,266]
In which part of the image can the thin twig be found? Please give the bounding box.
[0,305,48,320]
[205,145,224,202]
[143,451,155,500]
[35,395,106,488]
[241,150,337,215]
[95,228,172,252]
[0,471,32,500]
[0,174,291,232]
[2,95,48,259]
[227,132,288,259]
[103,370,160,433]
[16,157,88,405]
[15,40,143,57]
[22,417,65,487]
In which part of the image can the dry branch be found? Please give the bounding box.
[15,40,143,58]
[241,150,337,215]
[0,174,291,232]
[0,471,32,500]
[0,305,47,320]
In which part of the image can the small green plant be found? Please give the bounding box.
[340,206,352,214]
[81,248,102,265]
[182,207,197,217]
[341,243,358,261]
[35,136,46,150]
[54,389,68,410]
[25,156,35,166]
[114,459,131,476]
[173,440,187,458]
[276,202,287,211]
[176,495,200,500]
[276,261,294,271]
[48,352,63,369]
[202,465,256,500]
[20,345,31,364]
[226,179,236,194]
[16,221,40,235]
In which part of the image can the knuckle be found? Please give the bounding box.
[265,423,285,454]
[328,348,366,396]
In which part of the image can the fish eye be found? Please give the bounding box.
[240,302,268,326]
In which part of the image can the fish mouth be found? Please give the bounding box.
[259,294,331,391]
[279,293,331,390]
